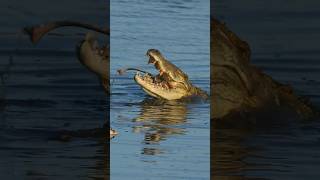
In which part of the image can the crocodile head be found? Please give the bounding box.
[211,18,254,119]
[77,32,109,93]
[134,49,192,100]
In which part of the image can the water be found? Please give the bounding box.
[110,0,210,179]
[212,0,320,179]
[0,0,109,179]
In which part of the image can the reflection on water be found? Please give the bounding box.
[133,99,187,154]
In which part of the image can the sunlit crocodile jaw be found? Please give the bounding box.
[134,73,187,100]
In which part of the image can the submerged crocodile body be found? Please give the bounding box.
[211,18,316,120]
[121,49,208,100]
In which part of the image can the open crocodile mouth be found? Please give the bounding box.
[135,72,169,89]
[134,70,186,100]
[117,49,195,100]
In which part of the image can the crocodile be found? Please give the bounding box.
[119,49,208,100]
[77,32,118,137]
[211,18,316,120]
[24,21,117,137]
